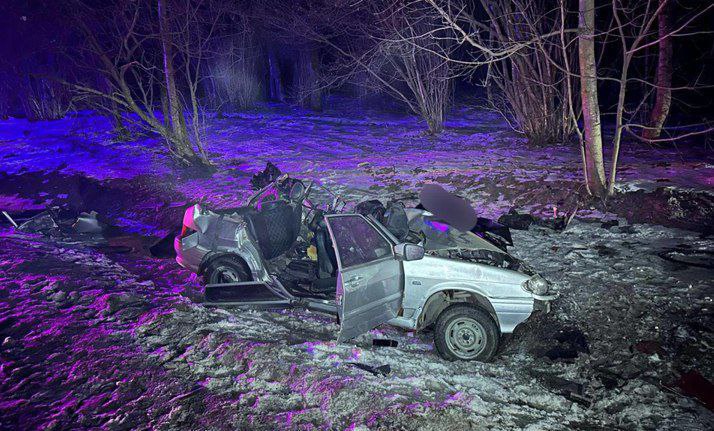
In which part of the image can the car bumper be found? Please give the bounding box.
[175,234,204,273]
[533,293,557,313]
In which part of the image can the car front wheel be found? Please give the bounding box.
[434,304,499,362]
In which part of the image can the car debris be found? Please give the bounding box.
[1,210,18,227]
[542,327,590,362]
[670,370,714,410]
[17,208,59,233]
[372,339,398,348]
[173,163,557,362]
[72,211,105,234]
[538,374,591,407]
[250,161,283,190]
[657,246,714,269]
[601,219,619,229]
[498,209,568,232]
[347,362,391,376]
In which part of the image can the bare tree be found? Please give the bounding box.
[578,0,607,197]
[203,19,262,113]
[369,2,453,133]
[69,0,213,166]
[158,0,193,161]
[294,46,323,111]
[642,0,672,140]
[426,0,713,197]
[481,0,576,146]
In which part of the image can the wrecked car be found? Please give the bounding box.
[175,170,555,362]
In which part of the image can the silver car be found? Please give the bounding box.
[175,176,555,361]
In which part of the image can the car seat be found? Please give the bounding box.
[244,200,302,260]
[382,201,409,241]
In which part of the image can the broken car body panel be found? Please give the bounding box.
[174,173,555,355]
[175,204,267,281]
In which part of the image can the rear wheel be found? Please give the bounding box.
[204,256,250,285]
[434,304,499,362]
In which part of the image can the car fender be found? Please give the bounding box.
[412,281,498,330]
[199,251,265,282]
[412,280,535,334]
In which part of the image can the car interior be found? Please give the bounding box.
[245,179,417,300]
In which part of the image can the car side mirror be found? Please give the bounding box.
[394,243,424,261]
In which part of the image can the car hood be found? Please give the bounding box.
[405,208,504,254]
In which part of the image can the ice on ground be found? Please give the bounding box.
[0,103,712,430]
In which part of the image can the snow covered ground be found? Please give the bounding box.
[0,104,712,430]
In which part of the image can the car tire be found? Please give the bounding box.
[204,256,250,285]
[434,304,499,362]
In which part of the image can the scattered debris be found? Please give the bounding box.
[346,362,391,376]
[498,210,535,230]
[541,327,590,362]
[632,340,665,356]
[72,211,105,234]
[498,209,567,231]
[593,367,622,390]
[538,375,591,407]
[250,161,282,190]
[601,219,619,229]
[657,247,714,269]
[594,244,618,257]
[17,209,59,233]
[372,339,398,348]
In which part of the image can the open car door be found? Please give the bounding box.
[324,214,403,342]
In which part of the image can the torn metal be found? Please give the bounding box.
[173,163,557,362]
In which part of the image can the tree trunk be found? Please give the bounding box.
[267,48,284,102]
[296,48,322,111]
[308,49,322,111]
[578,0,607,197]
[157,0,194,162]
[643,0,672,141]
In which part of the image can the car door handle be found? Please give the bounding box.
[346,275,363,284]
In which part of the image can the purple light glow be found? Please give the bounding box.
[425,219,450,232]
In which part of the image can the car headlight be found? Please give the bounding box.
[523,275,550,295]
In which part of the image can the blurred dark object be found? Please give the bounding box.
[250,162,282,190]
[347,362,391,376]
[419,184,477,232]
[372,339,398,347]
[673,370,714,410]
[498,210,535,230]
[150,229,179,258]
